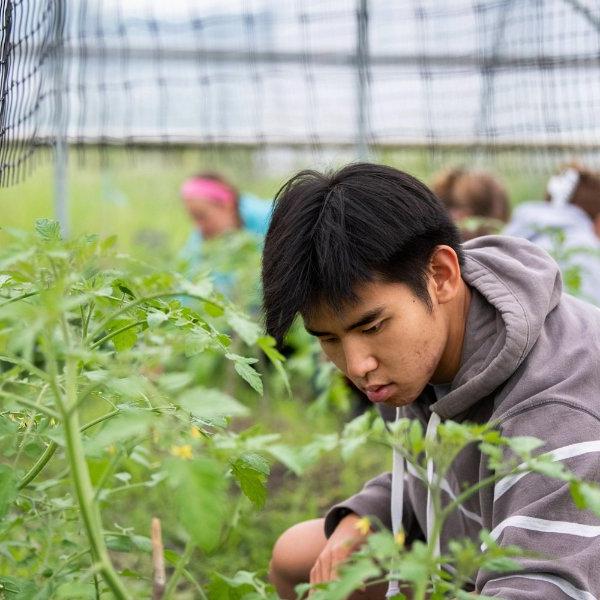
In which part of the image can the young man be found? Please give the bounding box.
[262,163,600,599]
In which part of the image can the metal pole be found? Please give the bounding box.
[53,0,68,237]
[356,0,369,161]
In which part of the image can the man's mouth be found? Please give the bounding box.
[364,383,395,404]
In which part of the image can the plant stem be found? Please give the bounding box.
[164,539,195,599]
[413,578,428,600]
[440,468,526,523]
[0,355,49,382]
[18,410,120,490]
[59,355,132,599]
[0,390,60,420]
[90,319,146,350]
[18,441,58,490]
[82,301,94,341]
[81,409,120,432]
[180,569,207,598]
[0,290,39,307]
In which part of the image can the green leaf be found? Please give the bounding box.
[481,556,523,572]
[409,419,424,453]
[84,411,153,456]
[179,387,249,420]
[147,309,168,328]
[230,453,270,508]
[225,309,262,345]
[479,442,504,464]
[168,457,227,553]
[35,218,62,242]
[258,336,290,396]
[54,582,96,599]
[0,576,39,599]
[207,572,263,600]
[204,301,224,317]
[528,457,571,481]
[108,319,138,352]
[185,328,214,356]
[313,558,379,600]
[157,371,194,393]
[396,541,430,583]
[181,279,214,299]
[105,533,152,554]
[267,444,306,476]
[0,464,17,519]
[226,353,263,395]
[506,436,545,456]
[570,481,600,517]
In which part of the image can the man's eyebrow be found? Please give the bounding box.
[306,307,385,337]
[346,307,385,332]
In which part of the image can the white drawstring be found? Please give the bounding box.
[426,411,442,559]
[387,409,442,597]
[386,407,404,598]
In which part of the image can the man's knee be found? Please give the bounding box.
[269,518,327,590]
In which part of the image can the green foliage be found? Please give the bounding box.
[0,221,300,598]
[168,457,227,553]
[0,465,17,519]
[230,453,270,509]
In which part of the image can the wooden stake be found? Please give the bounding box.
[152,517,166,600]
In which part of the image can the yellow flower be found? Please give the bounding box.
[171,444,193,460]
[190,426,201,439]
[354,516,371,536]
[107,444,116,455]
[395,530,406,547]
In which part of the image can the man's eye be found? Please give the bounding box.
[363,321,383,334]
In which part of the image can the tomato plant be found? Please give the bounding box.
[0,220,293,598]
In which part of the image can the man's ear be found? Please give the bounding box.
[428,245,462,305]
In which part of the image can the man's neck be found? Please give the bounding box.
[431,279,472,385]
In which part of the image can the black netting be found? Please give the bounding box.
[0,0,64,185]
[1,0,600,185]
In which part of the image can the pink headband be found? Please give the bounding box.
[180,178,236,206]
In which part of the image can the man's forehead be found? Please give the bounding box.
[304,283,399,330]
[304,280,416,329]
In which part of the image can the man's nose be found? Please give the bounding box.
[344,341,378,380]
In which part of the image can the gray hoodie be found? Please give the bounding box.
[325,235,600,599]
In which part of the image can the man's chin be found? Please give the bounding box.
[385,391,420,408]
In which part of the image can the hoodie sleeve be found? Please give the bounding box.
[323,472,425,546]
[477,402,600,599]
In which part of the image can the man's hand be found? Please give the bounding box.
[309,513,370,589]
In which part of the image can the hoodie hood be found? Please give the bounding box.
[430,235,563,420]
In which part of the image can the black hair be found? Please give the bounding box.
[262,163,463,344]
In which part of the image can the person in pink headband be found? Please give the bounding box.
[180,173,242,239]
